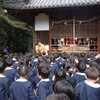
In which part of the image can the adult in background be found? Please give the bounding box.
[3,45,9,55]
[37,42,48,55]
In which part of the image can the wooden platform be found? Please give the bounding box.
[62,45,89,53]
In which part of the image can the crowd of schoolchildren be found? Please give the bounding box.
[0,52,100,100]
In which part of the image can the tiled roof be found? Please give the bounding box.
[3,0,100,9]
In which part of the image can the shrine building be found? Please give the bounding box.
[3,0,100,53]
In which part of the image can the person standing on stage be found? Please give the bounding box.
[37,42,48,55]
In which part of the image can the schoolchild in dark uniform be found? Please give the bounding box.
[4,58,16,86]
[12,57,18,71]
[30,53,39,68]
[32,75,41,90]
[95,57,100,84]
[0,62,9,100]
[46,93,70,100]
[28,65,38,83]
[41,51,47,60]
[28,54,39,83]
[53,68,67,90]
[49,55,58,80]
[55,53,61,66]
[68,62,86,88]
[58,53,67,69]
[32,58,50,90]
[74,67,100,100]
[36,63,53,100]
[53,80,74,100]
[10,65,35,100]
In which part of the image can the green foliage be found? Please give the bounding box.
[0,7,33,53]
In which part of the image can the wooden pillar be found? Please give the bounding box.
[98,18,100,53]
[72,16,76,52]
[49,31,51,52]
[33,24,36,53]
[49,25,52,53]
[73,16,76,45]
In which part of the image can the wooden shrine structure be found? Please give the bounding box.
[3,0,100,53]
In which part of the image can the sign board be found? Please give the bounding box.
[35,13,49,31]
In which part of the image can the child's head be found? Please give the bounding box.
[38,63,50,79]
[46,93,70,100]
[85,67,99,81]
[42,51,46,56]
[49,54,55,63]
[34,53,39,59]
[5,58,13,67]
[53,80,74,100]
[18,65,28,77]
[76,62,86,73]
[61,53,67,59]
[54,69,66,82]
[96,58,100,64]
[0,62,5,73]
[90,61,97,67]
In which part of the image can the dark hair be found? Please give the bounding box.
[49,55,55,63]
[85,67,99,80]
[0,62,5,73]
[61,53,67,59]
[42,51,46,55]
[46,94,70,100]
[96,58,100,64]
[38,57,45,64]
[18,65,28,77]
[76,62,86,73]
[5,58,13,67]
[54,69,66,82]
[90,61,97,67]
[34,53,39,58]
[38,63,50,79]
[54,80,74,100]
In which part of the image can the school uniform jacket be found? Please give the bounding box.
[4,67,16,86]
[69,72,86,88]
[32,75,41,90]
[12,62,18,70]
[74,80,100,100]
[55,57,61,66]
[28,66,38,82]
[0,75,9,100]
[58,59,66,69]
[36,79,53,100]
[49,63,58,80]
[10,79,35,100]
